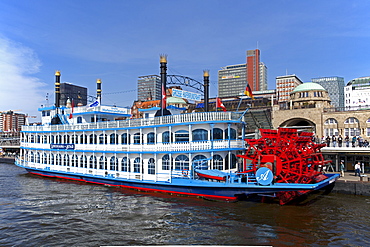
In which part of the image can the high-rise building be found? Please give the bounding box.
[276,74,303,103]
[59,83,88,106]
[247,49,267,91]
[218,49,267,97]
[0,111,26,132]
[137,75,161,101]
[218,64,247,97]
[259,62,268,91]
[344,76,370,108]
[312,76,344,108]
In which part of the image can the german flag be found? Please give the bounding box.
[244,84,255,99]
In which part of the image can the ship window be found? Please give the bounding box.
[225,128,237,140]
[174,155,189,171]
[99,156,107,170]
[192,129,208,141]
[225,153,237,170]
[30,135,35,143]
[110,156,118,171]
[89,134,97,144]
[110,133,118,145]
[147,132,155,144]
[99,134,107,144]
[193,155,208,170]
[36,152,41,163]
[162,131,172,143]
[64,135,70,144]
[148,158,155,174]
[56,154,61,166]
[43,135,48,144]
[51,135,55,144]
[121,133,130,144]
[77,116,82,123]
[213,154,223,170]
[80,155,87,168]
[162,154,171,170]
[121,157,130,172]
[89,155,97,169]
[174,130,189,142]
[133,157,141,173]
[43,153,48,164]
[64,154,69,166]
[133,133,141,144]
[36,135,41,143]
[71,154,78,167]
[213,128,223,140]
[50,153,54,165]
[70,135,76,144]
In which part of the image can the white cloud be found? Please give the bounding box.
[0,36,46,120]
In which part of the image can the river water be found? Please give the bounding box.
[1,162,370,247]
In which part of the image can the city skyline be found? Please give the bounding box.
[1,1,369,120]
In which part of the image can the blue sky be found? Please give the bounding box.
[0,0,369,120]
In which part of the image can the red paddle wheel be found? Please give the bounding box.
[238,128,331,205]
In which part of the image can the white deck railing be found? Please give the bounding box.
[22,112,241,132]
[20,139,244,152]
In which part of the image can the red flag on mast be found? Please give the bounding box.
[216,97,226,112]
[69,99,74,119]
[161,84,166,109]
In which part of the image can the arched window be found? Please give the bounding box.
[89,155,97,169]
[192,155,208,170]
[133,157,141,173]
[148,158,155,174]
[30,135,35,143]
[174,155,189,170]
[43,153,48,164]
[121,157,130,172]
[225,128,237,140]
[110,156,118,171]
[121,133,130,144]
[99,156,107,170]
[50,153,54,165]
[50,135,55,144]
[133,133,141,144]
[162,131,171,143]
[71,134,77,144]
[63,154,69,166]
[71,154,78,167]
[147,132,155,144]
[99,134,107,144]
[56,154,61,166]
[80,134,87,144]
[225,153,237,170]
[80,155,87,168]
[64,135,70,144]
[43,135,48,144]
[110,133,118,145]
[36,152,41,163]
[89,134,97,144]
[192,129,208,141]
[213,154,223,170]
[36,135,41,143]
[175,130,189,142]
[162,154,171,170]
[213,128,223,140]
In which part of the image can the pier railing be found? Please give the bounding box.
[22,112,242,132]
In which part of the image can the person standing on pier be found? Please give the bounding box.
[355,162,361,177]
[340,160,345,177]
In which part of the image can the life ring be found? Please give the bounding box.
[182,169,189,176]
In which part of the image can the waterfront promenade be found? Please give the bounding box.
[331,171,370,196]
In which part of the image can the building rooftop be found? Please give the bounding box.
[292,82,326,93]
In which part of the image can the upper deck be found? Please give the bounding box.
[23,111,242,132]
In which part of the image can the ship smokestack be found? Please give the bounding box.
[160,55,167,109]
[96,79,102,103]
[55,71,61,108]
[203,70,209,112]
